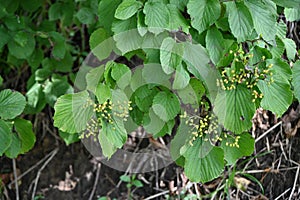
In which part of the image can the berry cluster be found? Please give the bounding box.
[224,133,241,148]
[80,99,132,139]
[180,111,221,146]
[217,47,274,103]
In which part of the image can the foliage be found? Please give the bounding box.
[1,0,300,186]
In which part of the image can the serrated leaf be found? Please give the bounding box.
[214,85,256,133]
[20,0,42,12]
[245,0,277,42]
[206,26,225,65]
[137,11,147,36]
[268,58,292,81]
[226,1,253,42]
[24,83,46,114]
[143,108,166,134]
[0,119,12,156]
[54,91,94,133]
[167,4,189,33]
[76,7,95,24]
[115,0,142,20]
[292,61,300,101]
[282,38,297,60]
[258,78,292,117]
[98,0,122,33]
[27,49,43,70]
[177,78,205,105]
[0,27,10,50]
[272,0,300,8]
[59,131,80,146]
[48,2,74,25]
[43,75,73,107]
[49,32,66,59]
[160,37,184,74]
[0,89,26,120]
[270,36,285,58]
[86,66,105,92]
[134,85,159,112]
[95,83,111,104]
[8,32,35,59]
[221,133,254,165]
[285,7,300,21]
[183,139,224,182]
[143,1,170,34]
[5,133,21,159]
[111,63,132,89]
[142,63,172,87]
[14,118,36,154]
[173,63,190,90]
[152,91,180,122]
[114,28,143,55]
[187,0,221,34]
[90,28,113,61]
[101,119,127,149]
[98,128,117,158]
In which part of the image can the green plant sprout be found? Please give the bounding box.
[120,174,143,199]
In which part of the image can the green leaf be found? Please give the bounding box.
[160,37,184,74]
[0,75,3,87]
[143,1,170,34]
[114,28,143,55]
[95,84,111,104]
[137,11,147,36]
[24,83,46,114]
[268,58,292,81]
[27,49,44,70]
[173,63,190,90]
[205,26,226,65]
[285,7,300,21]
[20,0,42,12]
[293,61,300,101]
[177,78,205,105]
[132,180,143,187]
[8,32,35,59]
[221,133,254,165]
[54,91,94,133]
[49,32,66,59]
[115,0,143,20]
[142,63,172,88]
[76,7,95,24]
[43,75,73,107]
[282,38,297,60]
[101,119,127,149]
[134,85,159,112]
[272,0,300,8]
[152,91,180,122]
[0,27,10,50]
[0,119,12,156]
[120,175,131,182]
[59,131,80,146]
[0,89,26,120]
[167,4,189,33]
[187,0,221,34]
[226,1,253,42]
[5,133,21,159]
[98,0,122,33]
[245,0,277,42]
[98,128,117,158]
[143,108,166,134]
[14,118,36,154]
[86,66,105,92]
[111,63,132,89]
[214,85,256,133]
[270,36,285,58]
[183,139,224,182]
[258,77,292,117]
[90,28,113,61]
[48,2,75,25]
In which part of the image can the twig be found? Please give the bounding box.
[12,158,19,200]
[8,149,56,188]
[289,165,300,200]
[89,163,101,200]
[31,147,59,200]
[255,121,282,143]
[275,188,291,200]
[144,190,169,200]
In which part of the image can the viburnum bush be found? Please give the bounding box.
[1,0,300,183]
